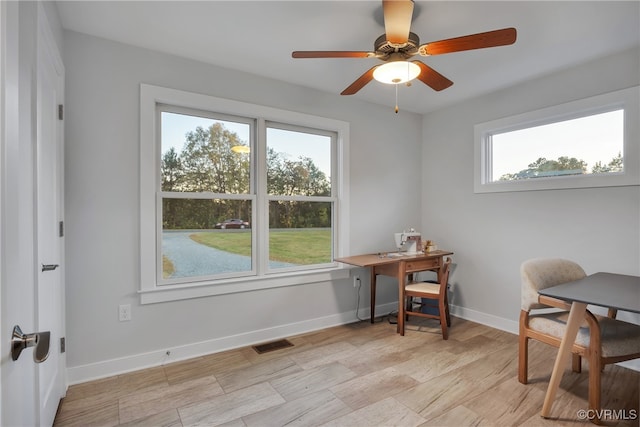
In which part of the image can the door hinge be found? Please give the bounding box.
[60,337,65,353]
[58,104,63,121]
[59,220,64,237]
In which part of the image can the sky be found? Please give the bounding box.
[491,109,624,180]
[161,112,332,176]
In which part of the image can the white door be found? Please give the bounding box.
[0,2,40,426]
[0,2,66,426]
[35,5,66,424]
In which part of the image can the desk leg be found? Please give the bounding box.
[541,301,587,418]
[397,263,406,335]
[370,268,377,324]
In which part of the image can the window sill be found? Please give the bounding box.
[474,172,639,194]
[139,267,350,304]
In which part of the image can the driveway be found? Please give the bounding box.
[162,231,294,278]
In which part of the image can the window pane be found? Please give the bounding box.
[268,201,332,269]
[162,198,252,280]
[266,127,331,196]
[161,111,251,194]
[491,110,623,182]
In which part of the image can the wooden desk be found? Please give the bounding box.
[537,272,640,419]
[335,250,453,334]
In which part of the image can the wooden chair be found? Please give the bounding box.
[400,257,452,339]
[519,258,640,422]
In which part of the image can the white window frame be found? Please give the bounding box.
[474,86,639,193]
[140,84,350,304]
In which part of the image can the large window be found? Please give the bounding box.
[474,86,639,193]
[140,85,350,303]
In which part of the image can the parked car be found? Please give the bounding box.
[214,219,250,229]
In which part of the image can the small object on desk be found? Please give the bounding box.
[425,240,437,253]
[394,228,422,255]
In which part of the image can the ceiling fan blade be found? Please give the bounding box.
[292,51,373,59]
[413,61,453,91]
[341,66,378,95]
[418,27,517,56]
[383,0,414,45]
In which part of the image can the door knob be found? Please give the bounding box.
[11,325,50,363]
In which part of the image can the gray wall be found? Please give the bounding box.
[63,30,423,380]
[421,47,640,328]
[63,28,639,382]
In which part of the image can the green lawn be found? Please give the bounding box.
[190,229,331,264]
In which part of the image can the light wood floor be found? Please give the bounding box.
[54,317,639,427]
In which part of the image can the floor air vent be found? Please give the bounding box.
[252,339,294,354]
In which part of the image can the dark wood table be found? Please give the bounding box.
[335,250,453,334]
[537,272,640,418]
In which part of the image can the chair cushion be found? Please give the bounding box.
[529,312,640,358]
[406,281,440,296]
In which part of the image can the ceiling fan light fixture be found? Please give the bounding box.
[231,145,250,154]
[373,61,421,84]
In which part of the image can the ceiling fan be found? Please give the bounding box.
[292,0,516,98]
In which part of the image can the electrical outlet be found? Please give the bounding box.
[353,275,361,288]
[119,304,131,321]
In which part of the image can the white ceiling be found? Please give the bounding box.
[55,1,640,115]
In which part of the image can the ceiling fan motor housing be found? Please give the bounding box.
[375,32,420,61]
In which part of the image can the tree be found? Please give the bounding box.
[161,147,183,191]
[161,147,184,228]
[162,123,331,229]
[267,152,330,197]
[267,149,331,228]
[500,156,587,181]
[591,152,623,174]
[180,123,249,194]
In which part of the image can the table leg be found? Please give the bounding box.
[541,301,588,418]
[370,267,377,323]
[397,262,406,335]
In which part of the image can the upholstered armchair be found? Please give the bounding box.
[519,258,640,422]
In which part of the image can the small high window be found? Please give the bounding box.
[474,86,639,193]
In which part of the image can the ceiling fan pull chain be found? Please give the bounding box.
[406,63,412,87]
[395,84,399,114]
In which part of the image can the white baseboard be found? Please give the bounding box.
[67,302,398,385]
[67,301,637,384]
[449,304,519,335]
